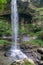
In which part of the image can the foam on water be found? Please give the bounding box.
[10,49,27,60]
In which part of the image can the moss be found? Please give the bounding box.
[23,61,34,65]
[11,60,34,65]
[0,20,11,36]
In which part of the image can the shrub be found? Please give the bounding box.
[0,20,11,36]
[31,25,41,33]
[29,39,43,47]
[0,40,10,44]
[0,0,7,11]
[38,31,43,40]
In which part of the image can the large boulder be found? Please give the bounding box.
[37,48,43,54]
[37,48,43,65]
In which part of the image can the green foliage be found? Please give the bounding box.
[34,7,43,22]
[31,25,41,33]
[23,61,34,65]
[19,23,42,37]
[11,60,34,65]
[0,0,7,4]
[0,20,11,36]
[36,8,43,11]
[29,39,43,47]
[38,31,43,40]
[19,24,32,34]
[0,0,7,12]
[0,40,10,44]
[22,38,43,47]
[31,0,43,7]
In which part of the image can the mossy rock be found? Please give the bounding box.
[11,59,34,65]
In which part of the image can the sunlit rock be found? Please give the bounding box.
[11,58,34,65]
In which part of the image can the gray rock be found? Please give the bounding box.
[37,48,43,54]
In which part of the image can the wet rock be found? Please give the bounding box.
[3,44,11,51]
[20,44,26,49]
[37,48,43,54]
[31,45,39,49]
[0,62,3,65]
[24,44,32,49]
[39,61,43,65]
[0,44,3,50]
[4,50,11,57]
[41,55,43,60]
[20,44,33,50]
[37,48,43,65]
[0,46,3,50]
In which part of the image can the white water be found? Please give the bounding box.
[11,0,19,49]
[10,0,28,60]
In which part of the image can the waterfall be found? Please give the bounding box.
[11,0,19,49]
[8,0,28,60]
[4,1,34,63]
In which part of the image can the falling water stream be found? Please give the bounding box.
[9,0,28,60]
[11,0,19,49]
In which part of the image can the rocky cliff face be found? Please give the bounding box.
[30,0,43,7]
[21,0,43,7]
[0,0,36,16]
[17,0,36,16]
[0,0,43,16]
